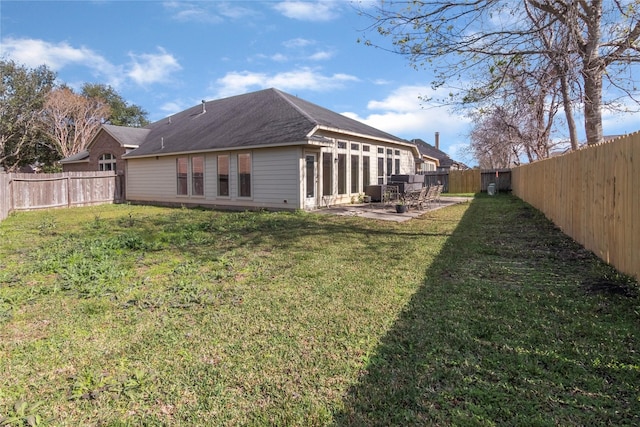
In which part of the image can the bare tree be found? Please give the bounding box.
[468,108,522,168]
[524,2,582,150]
[464,47,564,163]
[41,87,110,158]
[359,0,640,146]
[467,59,565,166]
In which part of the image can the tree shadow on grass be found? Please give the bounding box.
[333,194,640,426]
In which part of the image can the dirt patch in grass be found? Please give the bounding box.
[582,276,638,297]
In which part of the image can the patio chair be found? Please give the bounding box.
[435,184,444,204]
[383,185,399,206]
[424,185,438,208]
[407,187,428,210]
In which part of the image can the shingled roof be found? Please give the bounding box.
[411,138,455,168]
[100,124,150,148]
[125,88,409,158]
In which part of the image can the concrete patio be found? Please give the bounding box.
[317,196,473,222]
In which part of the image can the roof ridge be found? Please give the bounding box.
[272,88,318,125]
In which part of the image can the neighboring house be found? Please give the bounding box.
[122,88,420,211]
[60,124,149,174]
[411,135,467,172]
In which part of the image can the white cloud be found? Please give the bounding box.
[281,37,333,61]
[342,85,472,157]
[248,53,289,63]
[602,109,640,136]
[273,1,341,21]
[270,53,289,62]
[309,50,334,61]
[163,1,258,22]
[126,48,182,85]
[372,78,393,85]
[212,67,358,98]
[1,37,183,89]
[217,2,260,19]
[163,1,222,23]
[0,37,122,86]
[283,38,315,49]
[159,100,189,117]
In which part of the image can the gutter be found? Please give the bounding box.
[123,139,330,160]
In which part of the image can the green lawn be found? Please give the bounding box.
[1,195,638,426]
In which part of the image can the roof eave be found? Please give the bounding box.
[59,158,90,164]
[421,154,441,166]
[313,125,415,148]
[123,139,325,160]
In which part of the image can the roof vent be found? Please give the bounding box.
[201,100,206,114]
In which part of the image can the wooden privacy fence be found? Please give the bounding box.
[449,170,481,193]
[0,172,10,221]
[424,169,511,193]
[0,171,122,222]
[512,131,640,281]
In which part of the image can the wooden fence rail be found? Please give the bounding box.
[512,131,640,281]
[0,171,122,222]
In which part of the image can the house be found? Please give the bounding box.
[118,88,419,211]
[60,124,149,174]
[411,134,467,172]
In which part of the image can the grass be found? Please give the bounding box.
[0,195,638,426]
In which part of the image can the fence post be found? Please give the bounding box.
[67,173,72,207]
[0,170,7,221]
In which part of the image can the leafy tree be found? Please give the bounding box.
[359,0,640,146]
[0,59,56,171]
[81,83,149,127]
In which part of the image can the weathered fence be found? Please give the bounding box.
[0,171,122,222]
[424,169,511,193]
[512,131,640,281]
[0,172,10,222]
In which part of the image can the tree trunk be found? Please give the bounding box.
[582,60,604,146]
[581,0,604,146]
[559,71,579,150]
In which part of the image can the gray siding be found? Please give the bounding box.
[252,147,300,208]
[126,156,177,203]
[125,143,416,211]
[126,147,304,210]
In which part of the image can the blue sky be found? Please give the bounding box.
[2,1,639,165]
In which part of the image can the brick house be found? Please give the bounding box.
[60,124,149,174]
